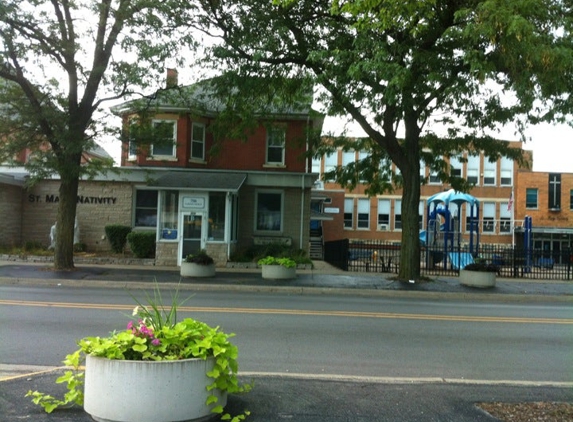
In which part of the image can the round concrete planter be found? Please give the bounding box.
[459,269,496,288]
[84,355,226,422]
[180,262,216,278]
[261,264,296,280]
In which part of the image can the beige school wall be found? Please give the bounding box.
[22,180,133,251]
[0,183,23,247]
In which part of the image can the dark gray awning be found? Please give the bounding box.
[310,210,334,221]
[149,172,247,192]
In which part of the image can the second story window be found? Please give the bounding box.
[190,123,205,161]
[466,155,480,185]
[151,120,176,157]
[500,157,513,186]
[483,158,496,186]
[526,188,538,209]
[266,126,285,165]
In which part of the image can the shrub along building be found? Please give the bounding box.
[0,70,324,266]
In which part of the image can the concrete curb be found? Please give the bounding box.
[1,276,572,303]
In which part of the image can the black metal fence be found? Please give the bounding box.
[324,239,573,280]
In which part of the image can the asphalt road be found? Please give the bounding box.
[1,285,572,383]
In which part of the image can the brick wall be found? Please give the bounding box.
[515,170,573,228]
[0,183,23,247]
[22,180,133,251]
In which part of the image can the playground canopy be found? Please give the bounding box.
[426,189,479,207]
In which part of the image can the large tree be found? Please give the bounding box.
[0,0,191,269]
[189,0,573,280]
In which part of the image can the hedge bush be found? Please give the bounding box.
[126,231,156,258]
[105,225,132,253]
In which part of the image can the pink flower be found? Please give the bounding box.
[127,321,134,330]
[151,338,161,346]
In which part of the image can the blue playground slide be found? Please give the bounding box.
[448,252,474,270]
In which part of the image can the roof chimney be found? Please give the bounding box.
[166,68,178,88]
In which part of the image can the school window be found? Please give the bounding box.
[151,120,176,157]
[419,201,424,230]
[134,190,158,227]
[483,159,496,186]
[344,198,354,229]
[357,198,370,229]
[526,188,538,209]
[482,202,495,233]
[324,151,338,181]
[311,156,321,175]
[570,189,573,210]
[127,122,138,158]
[256,191,283,232]
[394,200,402,230]
[466,155,479,185]
[342,150,355,166]
[449,155,462,178]
[500,202,511,233]
[548,173,561,210]
[377,199,390,230]
[266,126,286,164]
[500,157,513,186]
[190,123,205,160]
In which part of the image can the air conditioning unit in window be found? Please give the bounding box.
[378,224,389,231]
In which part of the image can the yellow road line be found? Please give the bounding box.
[1,299,571,324]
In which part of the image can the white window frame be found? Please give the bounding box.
[467,155,480,185]
[500,157,513,186]
[482,202,495,233]
[500,201,511,233]
[344,198,354,229]
[190,122,205,161]
[266,126,286,165]
[377,199,390,230]
[324,151,338,181]
[450,155,462,178]
[151,119,177,157]
[394,199,402,230]
[483,158,497,186]
[357,198,370,229]
[255,190,284,232]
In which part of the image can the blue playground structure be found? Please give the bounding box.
[421,189,480,270]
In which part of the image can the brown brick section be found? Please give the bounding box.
[0,183,23,247]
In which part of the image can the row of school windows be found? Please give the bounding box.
[312,151,514,187]
[343,198,513,234]
[133,188,286,239]
[128,120,286,165]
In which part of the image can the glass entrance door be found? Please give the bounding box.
[180,212,206,263]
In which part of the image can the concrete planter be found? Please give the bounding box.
[459,269,496,288]
[180,262,216,278]
[261,264,296,280]
[84,355,226,422]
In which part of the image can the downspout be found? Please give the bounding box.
[301,114,311,251]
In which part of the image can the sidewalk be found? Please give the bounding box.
[0,259,571,301]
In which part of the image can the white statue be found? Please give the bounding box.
[49,217,80,249]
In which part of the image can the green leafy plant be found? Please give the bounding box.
[126,231,156,258]
[104,225,132,253]
[185,249,215,265]
[257,256,297,268]
[463,262,499,273]
[27,284,251,421]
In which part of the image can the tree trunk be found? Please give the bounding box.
[53,157,81,270]
[398,168,422,281]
